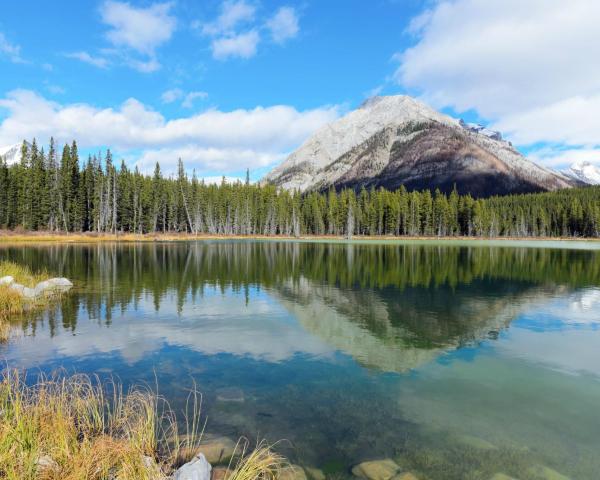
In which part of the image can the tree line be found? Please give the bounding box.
[1,138,600,237]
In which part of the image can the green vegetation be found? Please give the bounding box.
[1,138,600,237]
[0,370,286,480]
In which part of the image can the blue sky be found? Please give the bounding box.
[1,0,599,180]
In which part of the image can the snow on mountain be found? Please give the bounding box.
[0,142,27,165]
[564,160,600,185]
[264,95,575,196]
[459,119,503,141]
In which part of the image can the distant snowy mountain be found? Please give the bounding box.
[564,160,600,185]
[264,95,575,197]
[0,142,27,165]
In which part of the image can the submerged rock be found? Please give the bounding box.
[216,387,245,403]
[174,453,212,480]
[456,434,498,450]
[351,459,402,480]
[279,465,308,480]
[526,464,571,480]
[0,275,14,286]
[198,435,237,464]
[305,466,326,480]
[391,473,419,480]
[211,466,233,480]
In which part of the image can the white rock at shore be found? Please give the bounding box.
[3,277,73,299]
[174,453,212,480]
[34,277,73,296]
[8,283,24,295]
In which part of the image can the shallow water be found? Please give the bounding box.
[2,241,600,479]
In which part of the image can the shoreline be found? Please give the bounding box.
[1,231,599,243]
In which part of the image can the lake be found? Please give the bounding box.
[1,240,600,480]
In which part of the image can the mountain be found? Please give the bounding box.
[564,160,600,185]
[263,95,575,197]
[0,142,28,165]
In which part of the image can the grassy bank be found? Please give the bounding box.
[0,261,50,340]
[1,230,599,244]
[0,370,286,480]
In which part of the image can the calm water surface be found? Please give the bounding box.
[1,241,600,480]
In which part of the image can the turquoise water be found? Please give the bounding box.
[1,241,600,479]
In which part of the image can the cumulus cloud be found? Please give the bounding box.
[65,51,109,69]
[0,32,24,63]
[161,89,208,108]
[100,1,176,56]
[201,0,255,37]
[66,1,176,72]
[394,0,600,159]
[199,1,300,60]
[266,7,299,44]
[161,88,184,104]
[0,89,339,175]
[211,30,260,60]
[181,91,208,108]
[528,148,600,169]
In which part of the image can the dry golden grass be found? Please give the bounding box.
[0,370,201,480]
[0,260,48,287]
[227,441,288,480]
[0,261,54,341]
[0,370,291,480]
[1,229,598,244]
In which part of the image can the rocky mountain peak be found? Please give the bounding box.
[263,95,575,196]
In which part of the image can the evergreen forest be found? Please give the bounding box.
[1,139,600,238]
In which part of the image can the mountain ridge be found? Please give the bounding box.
[264,95,575,197]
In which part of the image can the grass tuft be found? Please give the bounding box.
[0,261,64,341]
[0,369,288,480]
[227,440,288,480]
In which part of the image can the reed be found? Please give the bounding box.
[0,370,289,480]
[227,440,288,480]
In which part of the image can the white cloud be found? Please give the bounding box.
[90,1,177,72]
[182,91,208,108]
[395,0,600,153]
[161,88,184,103]
[0,32,25,63]
[46,84,66,95]
[266,7,299,44]
[135,146,280,174]
[528,148,600,169]
[201,0,256,36]
[211,30,260,60]
[161,89,208,108]
[127,56,161,73]
[493,95,600,146]
[65,51,110,69]
[199,2,299,60]
[100,1,176,55]
[0,89,339,175]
